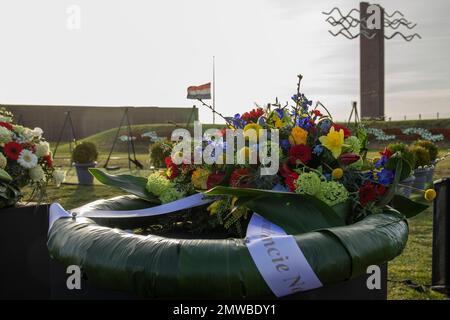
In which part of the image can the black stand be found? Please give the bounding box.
[53,111,77,159]
[104,108,143,171]
[432,178,450,296]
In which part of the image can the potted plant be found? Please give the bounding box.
[409,144,432,190]
[72,142,98,185]
[412,140,438,185]
[386,142,416,197]
[149,139,172,168]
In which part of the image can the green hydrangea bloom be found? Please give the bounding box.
[295,172,322,196]
[318,181,349,206]
[160,188,185,204]
[146,172,172,197]
[344,136,361,154]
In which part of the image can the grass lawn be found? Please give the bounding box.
[23,149,450,300]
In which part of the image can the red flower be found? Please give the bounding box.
[279,163,299,192]
[376,184,387,196]
[206,173,225,189]
[230,168,252,188]
[288,145,312,166]
[359,182,377,206]
[0,122,13,131]
[285,173,299,192]
[4,142,23,160]
[379,147,393,159]
[313,110,322,117]
[332,124,351,138]
[339,153,360,165]
[165,156,179,179]
[241,108,264,123]
[359,182,387,206]
[43,155,53,167]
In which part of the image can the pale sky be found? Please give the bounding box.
[0,0,449,123]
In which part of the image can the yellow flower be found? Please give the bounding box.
[332,168,344,180]
[243,123,262,141]
[289,126,308,145]
[424,189,436,202]
[273,114,283,129]
[319,127,344,158]
[191,168,209,190]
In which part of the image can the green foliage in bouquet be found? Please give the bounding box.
[72,142,98,164]
[413,140,438,162]
[149,140,172,168]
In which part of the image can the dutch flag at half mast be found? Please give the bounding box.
[187,82,212,100]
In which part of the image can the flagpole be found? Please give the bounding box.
[212,56,216,124]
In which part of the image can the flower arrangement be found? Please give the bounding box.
[0,108,65,208]
[128,77,428,234]
[91,76,434,237]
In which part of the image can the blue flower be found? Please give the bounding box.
[319,119,332,133]
[301,94,312,109]
[377,169,394,186]
[298,116,313,130]
[232,113,247,129]
[313,145,324,155]
[375,155,388,168]
[258,117,266,126]
[274,108,284,119]
[280,139,290,151]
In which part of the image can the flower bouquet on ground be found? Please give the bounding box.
[0,108,65,208]
[48,76,433,299]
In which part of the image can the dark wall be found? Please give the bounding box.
[2,105,198,141]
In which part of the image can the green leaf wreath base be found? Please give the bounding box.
[47,193,411,299]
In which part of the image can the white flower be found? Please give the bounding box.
[36,142,50,157]
[32,127,44,138]
[0,126,12,144]
[0,153,7,169]
[17,149,38,169]
[29,165,45,182]
[52,170,66,187]
[22,128,34,142]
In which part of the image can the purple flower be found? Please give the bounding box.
[377,169,394,186]
[280,139,290,151]
[274,108,284,119]
[375,155,388,168]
